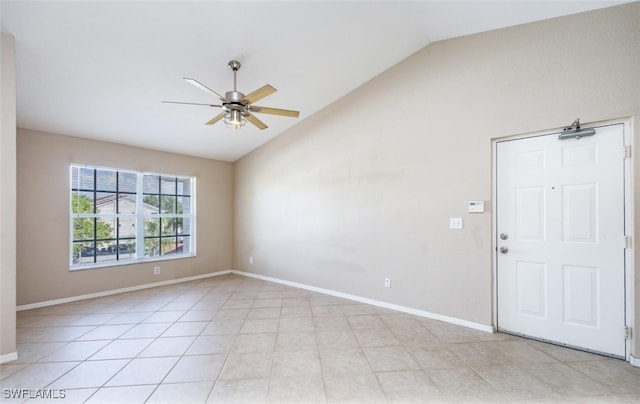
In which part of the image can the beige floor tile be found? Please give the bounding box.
[163,354,226,383]
[316,329,360,350]
[119,322,171,339]
[278,317,315,333]
[0,362,79,389]
[76,324,133,341]
[233,333,277,353]
[41,340,110,362]
[252,298,282,308]
[376,370,446,403]
[71,313,118,326]
[364,346,421,372]
[142,310,186,323]
[219,352,273,380]
[89,338,154,360]
[474,365,564,400]
[568,359,640,394]
[49,359,129,389]
[138,336,196,358]
[354,327,401,347]
[240,318,279,333]
[106,357,179,386]
[13,342,67,364]
[103,312,151,325]
[246,307,281,319]
[268,374,326,403]
[201,319,244,335]
[178,309,217,322]
[185,334,236,355]
[272,349,322,377]
[324,371,387,403]
[275,331,317,351]
[207,378,269,403]
[85,384,156,403]
[36,326,96,342]
[347,314,386,330]
[320,348,372,375]
[161,321,207,337]
[409,345,467,370]
[427,367,507,402]
[146,381,214,403]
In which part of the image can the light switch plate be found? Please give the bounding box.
[449,217,463,229]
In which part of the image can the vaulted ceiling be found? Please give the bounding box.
[1,1,631,161]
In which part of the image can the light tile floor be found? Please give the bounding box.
[2,274,640,403]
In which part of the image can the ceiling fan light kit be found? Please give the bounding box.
[163,60,300,131]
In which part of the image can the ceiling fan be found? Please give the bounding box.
[163,60,300,130]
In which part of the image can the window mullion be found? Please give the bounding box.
[136,173,144,260]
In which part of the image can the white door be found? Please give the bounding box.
[496,123,626,357]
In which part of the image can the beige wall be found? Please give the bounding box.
[16,129,233,305]
[1,34,17,361]
[234,2,640,352]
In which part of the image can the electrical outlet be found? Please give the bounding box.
[153,266,160,275]
[249,256,254,264]
[384,278,391,288]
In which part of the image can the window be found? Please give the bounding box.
[70,165,195,269]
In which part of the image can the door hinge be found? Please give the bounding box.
[625,326,632,340]
[624,145,632,159]
[625,236,632,249]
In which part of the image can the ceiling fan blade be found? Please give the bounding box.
[205,113,225,126]
[183,78,228,102]
[241,84,277,105]
[246,113,268,130]
[250,106,300,118]
[162,101,222,107]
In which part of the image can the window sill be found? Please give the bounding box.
[69,253,196,272]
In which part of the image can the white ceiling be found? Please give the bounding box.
[1,1,631,162]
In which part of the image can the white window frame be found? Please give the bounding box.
[69,164,196,270]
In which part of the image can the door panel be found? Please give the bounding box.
[496,123,626,357]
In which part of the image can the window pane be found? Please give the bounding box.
[118,241,136,260]
[96,169,117,192]
[145,238,160,257]
[117,194,137,214]
[118,217,137,238]
[96,241,118,263]
[161,237,180,255]
[144,218,160,237]
[71,167,94,190]
[143,195,160,214]
[143,175,159,194]
[97,217,117,240]
[178,218,191,235]
[180,236,191,253]
[161,176,176,195]
[71,191,95,214]
[118,171,137,193]
[177,178,191,196]
[73,217,94,241]
[73,242,95,264]
[95,192,117,215]
[161,195,177,214]
[161,218,178,236]
[177,196,190,215]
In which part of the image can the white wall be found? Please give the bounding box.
[0,33,17,363]
[234,3,640,353]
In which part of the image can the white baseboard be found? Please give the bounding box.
[16,270,231,311]
[630,354,640,368]
[231,269,494,333]
[0,351,18,364]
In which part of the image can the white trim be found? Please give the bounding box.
[16,270,230,311]
[630,355,640,368]
[231,270,494,333]
[0,351,18,364]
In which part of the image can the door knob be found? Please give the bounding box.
[499,233,508,240]
[499,246,509,254]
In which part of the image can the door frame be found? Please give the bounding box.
[491,118,635,362]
